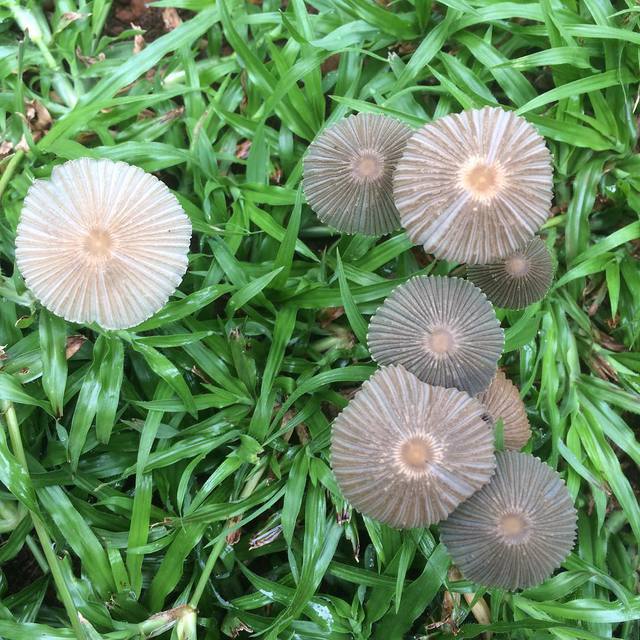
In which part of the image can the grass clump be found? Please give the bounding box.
[0,1,639,639]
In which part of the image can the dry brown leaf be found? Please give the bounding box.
[33,102,51,130]
[132,24,145,54]
[235,140,251,159]
[0,140,14,158]
[137,108,155,121]
[61,11,85,23]
[248,524,283,549]
[159,106,184,123]
[318,306,345,327]
[65,335,87,359]
[76,47,106,66]
[230,621,253,638]
[162,7,182,30]
[225,516,242,545]
[16,135,29,152]
[23,100,52,142]
[270,166,282,184]
[295,422,310,445]
[590,354,619,382]
[596,331,627,352]
[190,365,211,383]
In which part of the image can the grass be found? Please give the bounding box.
[0,0,639,638]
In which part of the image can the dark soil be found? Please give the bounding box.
[3,542,44,594]
[105,0,169,42]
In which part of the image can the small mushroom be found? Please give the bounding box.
[367,276,503,395]
[15,158,191,330]
[467,237,554,309]
[440,451,577,590]
[477,370,530,450]
[331,365,496,528]
[303,113,412,236]
[394,107,553,264]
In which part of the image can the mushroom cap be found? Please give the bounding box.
[440,451,577,590]
[477,370,530,450]
[467,237,554,309]
[331,365,496,529]
[15,158,192,330]
[303,113,412,236]
[367,276,503,395]
[394,107,553,264]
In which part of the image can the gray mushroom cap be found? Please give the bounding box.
[331,365,496,529]
[303,113,412,236]
[367,275,504,395]
[394,107,553,264]
[440,451,577,590]
[477,370,531,450]
[467,237,554,309]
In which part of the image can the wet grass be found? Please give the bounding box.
[0,0,639,638]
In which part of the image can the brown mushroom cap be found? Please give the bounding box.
[303,113,412,236]
[394,107,553,264]
[331,365,496,528]
[15,158,191,330]
[440,451,577,590]
[467,237,554,309]
[477,370,530,450]
[367,276,503,395]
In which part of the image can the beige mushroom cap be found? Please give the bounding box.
[331,366,496,529]
[367,276,504,395]
[15,158,192,330]
[394,107,553,264]
[477,370,531,450]
[467,237,554,309]
[440,451,577,590]
[303,113,412,236]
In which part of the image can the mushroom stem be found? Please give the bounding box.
[448,566,492,633]
[1,400,85,640]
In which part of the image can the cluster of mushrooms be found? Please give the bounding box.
[13,109,578,593]
[304,107,577,591]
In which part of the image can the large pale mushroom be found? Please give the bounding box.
[394,107,553,264]
[331,365,496,529]
[15,158,192,330]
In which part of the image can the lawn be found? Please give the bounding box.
[0,0,639,639]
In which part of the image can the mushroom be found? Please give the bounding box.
[477,370,530,450]
[331,365,496,528]
[440,451,577,590]
[303,113,412,236]
[15,158,191,330]
[367,276,503,395]
[393,106,553,264]
[467,237,554,309]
